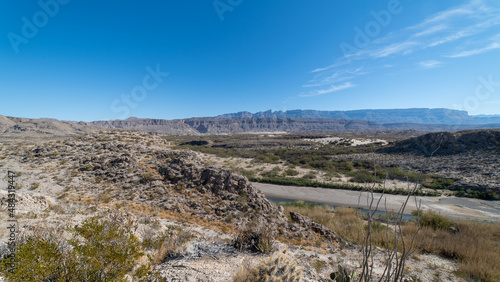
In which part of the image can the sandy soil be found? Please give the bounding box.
[304,137,388,146]
[253,182,500,222]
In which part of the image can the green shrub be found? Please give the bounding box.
[261,167,282,178]
[256,153,280,164]
[283,168,300,176]
[460,190,500,200]
[0,216,150,281]
[349,171,377,183]
[302,171,317,180]
[338,161,354,171]
[0,239,66,281]
[69,217,144,280]
[422,177,454,189]
[412,210,453,230]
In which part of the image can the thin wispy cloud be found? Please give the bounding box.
[417,60,443,69]
[304,67,366,88]
[425,27,475,48]
[371,41,417,58]
[446,42,500,58]
[302,0,500,97]
[299,82,355,97]
[412,24,448,37]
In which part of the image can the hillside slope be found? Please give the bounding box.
[0,115,94,137]
[378,129,500,156]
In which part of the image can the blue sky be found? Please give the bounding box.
[1,0,500,121]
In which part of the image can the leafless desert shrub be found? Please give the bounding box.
[357,153,428,281]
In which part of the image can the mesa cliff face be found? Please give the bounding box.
[3,109,500,137]
[92,116,477,135]
[84,117,386,134]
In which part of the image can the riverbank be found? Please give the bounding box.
[253,182,500,222]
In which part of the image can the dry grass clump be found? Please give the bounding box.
[233,253,303,282]
[408,220,500,281]
[234,219,275,253]
[280,201,500,281]
[281,201,334,227]
[118,200,233,234]
[143,225,193,265]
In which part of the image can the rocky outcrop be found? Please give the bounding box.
[290,212,340,243]
[157,151,277,216]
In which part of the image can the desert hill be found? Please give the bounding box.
[378,129,500,156]
[0,115,94,137]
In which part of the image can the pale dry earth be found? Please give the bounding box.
[0,132,468,281]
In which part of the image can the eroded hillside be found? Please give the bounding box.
[0,131,494,281]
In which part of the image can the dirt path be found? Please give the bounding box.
[253,182,500,222]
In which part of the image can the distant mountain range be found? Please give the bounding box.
[82,116,500,135]
[2,108,500,137]
[84,117,388,134]
[216,108,500,125]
